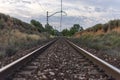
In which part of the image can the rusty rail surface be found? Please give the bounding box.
[0,39,56,80]
[67,40,120,80]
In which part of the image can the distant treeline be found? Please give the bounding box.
[30,19,60,36]
[61,24,84,37]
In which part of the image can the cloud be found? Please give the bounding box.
[0,0,120,30]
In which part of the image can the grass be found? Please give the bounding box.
[72,31,120,57]
[0,13,49,58]
[0,29,47,58]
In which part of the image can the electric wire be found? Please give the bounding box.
[35,0,47,12]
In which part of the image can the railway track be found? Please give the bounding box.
[0,38,120,80]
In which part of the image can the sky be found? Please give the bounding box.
[0,0,120,31]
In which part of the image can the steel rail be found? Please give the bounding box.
[67,40,120,80]
[0,39,57,80]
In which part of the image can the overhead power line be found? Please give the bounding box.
[46,0,67,32]
[35,0,47,12]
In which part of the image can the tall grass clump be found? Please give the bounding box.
[0,29,47,58]
[72,31,120,57]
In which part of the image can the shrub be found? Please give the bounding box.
[0,20,4,29]
[5,46,18,57]
[103,24,108,32]
[92,24,102,32]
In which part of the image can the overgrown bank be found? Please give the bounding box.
[0,13,49,58]
[0,29,48,57]
[72,31,120,57]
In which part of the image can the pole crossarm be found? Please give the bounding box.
[48,11,67,18]
[62,11,67,16]
[46,0,66,32]
[46,10,67,26]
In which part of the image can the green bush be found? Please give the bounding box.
[103,24,109,32]
[0,20,4,29]
[5,46,18,57]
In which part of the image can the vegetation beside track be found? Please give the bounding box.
[71,19,120,57]
[0,13,53,58]
[72,31,120,57]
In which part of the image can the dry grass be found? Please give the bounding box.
[28,34,40,40]
[73,31,120,57]
[74,27,120,38]
[13,29,41,41]
[0,13,48,57]
[112,27,120,33]
[0,29,46,57]
[0,29,41,45]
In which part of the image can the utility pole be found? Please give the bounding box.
[47,11,49,25]
[46,10,66,29]
[46,0,67,33]
[60,0,62,32]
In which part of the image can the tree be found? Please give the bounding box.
[92,24,102,32]
[44,24,59,36]
[61,28,70,36]
[69,24,83,36]
[54,29,60,36]
[103,23,109,32]
[61,24,83,37]
[0,20,4,29]
[31,19,44,32]
[45,24,53,32]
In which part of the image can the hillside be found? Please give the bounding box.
[0,13,39,33]
[0,13,46,57]
[74,19,120,38]
[73,19,120,57]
